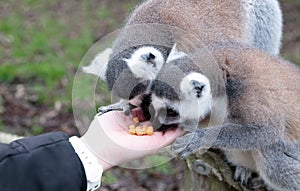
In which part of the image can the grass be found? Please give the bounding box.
[0,0,298,189]
[0,0,298,108]
[30,125,45,135]
[0,0,134,107]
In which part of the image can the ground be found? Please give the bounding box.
[0,1,299,190]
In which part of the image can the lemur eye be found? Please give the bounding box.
[166,108,179,117]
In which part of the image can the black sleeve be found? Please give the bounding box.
[0,132,87,191]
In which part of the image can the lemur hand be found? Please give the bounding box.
[172,128,215,159]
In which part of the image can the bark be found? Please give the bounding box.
[183,150,247,191]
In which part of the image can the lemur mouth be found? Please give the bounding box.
[139,94,178,132]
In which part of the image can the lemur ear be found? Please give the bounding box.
[166,43,187,63]
[82,48,113,80]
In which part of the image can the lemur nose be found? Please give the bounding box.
[141,53,156,62]
[148,53,156,60]
[190,80,205,98]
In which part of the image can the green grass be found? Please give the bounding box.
[0,120,4,132]
[146,156,176,175]
[102,171,118,185]
[30,125,45,135]
[0,0,126,106]
[0,0,299,123]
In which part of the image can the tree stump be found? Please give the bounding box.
[183,150,248,191]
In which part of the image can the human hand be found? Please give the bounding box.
[80,110,185,170]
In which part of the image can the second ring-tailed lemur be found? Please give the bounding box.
[152,42,300,191]
[83,0,283,116]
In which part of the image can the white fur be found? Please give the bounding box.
[150,72,212,124]
[179,72,212,120]
[166,43,187,63]
[124,46,164,80]
[82,48,112,80]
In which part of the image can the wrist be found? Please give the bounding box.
[69,136,103,191]
[80,137,114,171]
[96,157,114,171]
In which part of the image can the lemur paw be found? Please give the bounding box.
[234,166,265,189]
[97,105,115,115]
[234,166,253,186]
[97,101,136,116]
[172,131,205,159]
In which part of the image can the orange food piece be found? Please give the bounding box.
[129,125,136,135]
[135,126,145,136]
[128,124,154,136]
[146,126,154,135]
[133,117,139,123]
[142,125,147,132]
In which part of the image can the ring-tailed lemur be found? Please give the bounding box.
[141,45,218,132]
[157,43,300,191]
[83,44,171,115]
[83,0,283,116]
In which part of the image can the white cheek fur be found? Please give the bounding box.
[151,72,212,122]
[179,72,212,120]
[125,46,164,80]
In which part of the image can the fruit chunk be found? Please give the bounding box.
[129,125,136,135]
[128,124,154,136]
[133,117,139,123]
[135,126,144,136]
[146,126,154,135]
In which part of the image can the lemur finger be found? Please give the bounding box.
[172,133,196,157]
[98,106,117,114]
[234,166,253,186]
[178,148,195,159]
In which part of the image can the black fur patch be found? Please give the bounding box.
[226,76,245,101]
[226,76,245,120]
[140,94,152,121]
[105,44,171,99]
[151,80,180,100]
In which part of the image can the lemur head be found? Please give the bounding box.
[102,44,170,100]
[142,48,213,132]
[124,46,165,81]
[148,71,212,131]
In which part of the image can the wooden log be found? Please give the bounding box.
[183,150,249,191]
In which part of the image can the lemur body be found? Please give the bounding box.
[83,0,282,115]
[117,0,282,54]
[170,43,300,190]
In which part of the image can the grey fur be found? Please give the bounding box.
[85,0,283,95]
[84,1,285,187]
[98,44,171,115]
[242,0,283,55]
[171,44,300,190]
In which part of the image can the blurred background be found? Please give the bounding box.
[0,0,299,190]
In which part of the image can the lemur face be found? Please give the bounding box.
[124,46,165,81]
[100,44,170,100]
[179,72,212,121]
[145,72,212,131]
